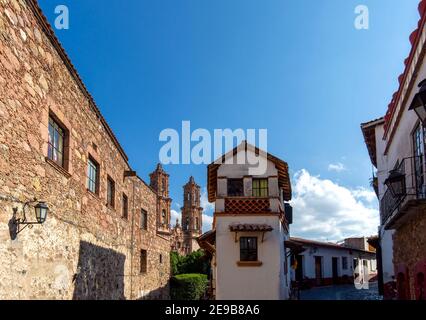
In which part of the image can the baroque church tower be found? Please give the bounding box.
[181,177,203,253]
[150,164,172,235]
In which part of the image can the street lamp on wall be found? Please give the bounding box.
[13,199,49,234]
[384,170,406,198]
[409,79,426,124]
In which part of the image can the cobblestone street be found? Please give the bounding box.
[300,282,382,300]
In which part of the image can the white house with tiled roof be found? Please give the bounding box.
[290,238,377,288]
[199,142,294,300]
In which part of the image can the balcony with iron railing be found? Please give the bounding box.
[380,156,426,229]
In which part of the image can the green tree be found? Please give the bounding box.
[170,250,210,275]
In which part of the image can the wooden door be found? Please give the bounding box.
[295,255,304,282]
[332,257,339,284]
[315,256,323,286]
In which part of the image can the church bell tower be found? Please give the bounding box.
[181,176,203,253]
[150,164,172,234]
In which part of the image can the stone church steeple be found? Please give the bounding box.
[150,164,172,234]
[181,176,203,253]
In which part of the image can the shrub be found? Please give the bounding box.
[170,274,209,300]
[171,250,210,275]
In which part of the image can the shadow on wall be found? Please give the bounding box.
[72,241,126,300]
[136,283,170,300]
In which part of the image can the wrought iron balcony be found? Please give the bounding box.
[380,156,426,228]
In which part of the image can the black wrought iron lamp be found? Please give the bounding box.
[409,79,426,123]
[13,199,49,234]
[384,170,406,198]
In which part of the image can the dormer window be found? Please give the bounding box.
[253,179,268,197]
[228,179,244,197]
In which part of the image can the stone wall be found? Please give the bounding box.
[392,210,426,300]
[0,0,170,299]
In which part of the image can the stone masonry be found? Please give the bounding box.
[170,177,203,255]
[392,210,426,300]
[0,0,171,299]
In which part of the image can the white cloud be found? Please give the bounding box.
[328,162,347,172]
[202,214,213,233]
[200,187,214,213]
[171,209,181,225]
[200,187,214,233]
[290,170,379,242]
[351,187,377,204]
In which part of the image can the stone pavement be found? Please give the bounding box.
[300,282,382,300]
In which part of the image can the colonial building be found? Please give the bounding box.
[0,0,171,299]
[199,141,293,300]
[171,177,203,255]
[361,0,426,300]
[170,219,186,255]
[290,238,377,288]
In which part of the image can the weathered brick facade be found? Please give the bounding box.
[392,211,426,300]
[0,0,170,299]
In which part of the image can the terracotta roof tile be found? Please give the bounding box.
[384,0,426,136]
[229,224,273,232]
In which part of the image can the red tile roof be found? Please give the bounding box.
[361,117,385,168]
[229,224,274,232]
[290,237,375,255]
[383,0,426,140]
[207,141,292,203]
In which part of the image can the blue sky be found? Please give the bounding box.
[39,0,420,240]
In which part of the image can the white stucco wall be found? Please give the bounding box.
[290,245,377,282]
[213,146,291,300]
[216,149,279,199]
[379,228,395,284]
[215,215,289,300]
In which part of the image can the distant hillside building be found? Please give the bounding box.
[171,177,203,255]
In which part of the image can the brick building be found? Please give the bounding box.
[171,176,203,255]
[0,0,171,299]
